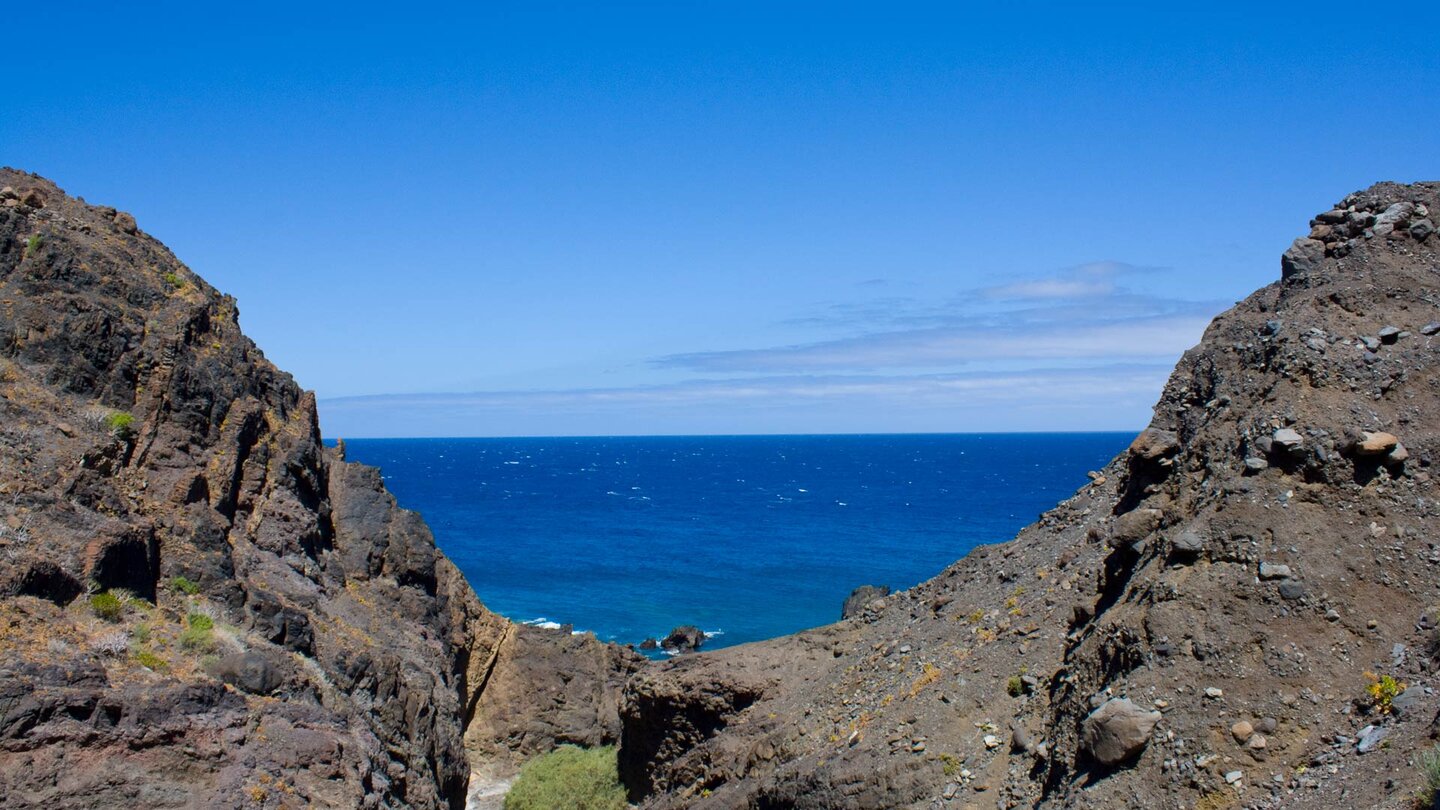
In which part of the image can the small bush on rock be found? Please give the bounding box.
[170,576,200,595]
[105,411,135,440]
[503,745,626,810]
[1364,671,1405,714]
[90,591,125,622]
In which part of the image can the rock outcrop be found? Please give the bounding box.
[615,181,1440,808]
[0,169,641,809]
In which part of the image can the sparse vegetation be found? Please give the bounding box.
[1417,744,1440,807]
[91,630,130,656]
[939,752,961,776]
[134,649,168,671]
[24,234,42,256]
[90,590,125,622]
[170,576,200,595]
[503,745,626,810]
[105,411,136,440]
[180,612,215,651]
[907,662,942,698]
[1006,674,1025,697]
[1365,671,1405,714]
[162,272,185,289]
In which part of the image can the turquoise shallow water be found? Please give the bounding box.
[337,433,1130,652]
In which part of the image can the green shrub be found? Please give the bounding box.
[105,411,136,440]
[1419,744,1440,807]
[134,649,168,671]
[24,234,42,255]
[90,591,125,622]
[503,745,626,810]
[170,576,200,595]
[162,272,185,289]
[179,612,215,651]
[1006,674,1024,697]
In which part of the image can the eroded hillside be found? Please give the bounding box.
[617,182,1440,810]
[0,170,640,809]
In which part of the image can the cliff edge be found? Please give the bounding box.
[0,169,641,809]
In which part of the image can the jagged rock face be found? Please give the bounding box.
[0,170,641,809]
[617,182,1440,809]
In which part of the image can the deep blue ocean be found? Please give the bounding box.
[338,434,1129,653]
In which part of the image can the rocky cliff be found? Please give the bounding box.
[0,170,640,809]
[617,183,1440,809]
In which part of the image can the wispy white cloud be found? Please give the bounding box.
[319,365,1174,437]
[664,261,1225,373]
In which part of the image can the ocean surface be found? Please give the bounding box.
[337,433,1131,654]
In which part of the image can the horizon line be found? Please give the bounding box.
[323,428,1144,441]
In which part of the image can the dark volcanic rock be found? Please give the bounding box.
[662,625,705,652]
[0,169,642,808]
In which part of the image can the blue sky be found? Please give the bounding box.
[6,3,1438,436]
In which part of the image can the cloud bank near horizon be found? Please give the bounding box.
[319,261,1232,437]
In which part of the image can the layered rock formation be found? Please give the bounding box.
[617,182,1440,808]
[0,170,639,809]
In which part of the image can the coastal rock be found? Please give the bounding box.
[1081,698,1161,766]
[661,625,705,652]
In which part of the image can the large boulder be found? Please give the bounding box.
[1081,698,1161,766]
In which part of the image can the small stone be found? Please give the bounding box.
[1413,219,1436,240]
[1257,717,1277,734]
[0,186,16,200]
[1325,608,1341,622]
[1230,720,1254,742]
[113,211,138,234]
[1378,326,1403,343]
[983,734,1001,750]
[1359,335,1381,352]
[943,783,959,799]
[1244,456,1268,472]
[1387,443,1409,464]
[911,740,927,752]
[1356,725,1388,754]
[1258,562,1293,580]
[1278,580,1307,601]
[1422,322,1440,336]
[19,189,44,209]
[898,644,912,654]
[1353,431,1399,455]
[1367,619,1379,630]
[1393,686,1425,717]
[1205,687,1224,699]
[1260,319,1283,336]
[1171,530,1204,556]
[1225,770,1244,784]
[1272,428,1304,451]
[1248,734,1267,750]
